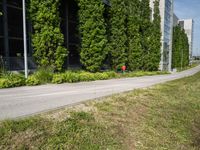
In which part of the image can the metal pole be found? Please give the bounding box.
[22,0,28,78]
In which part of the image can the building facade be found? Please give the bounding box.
[1,0,175,71]
[0,0,35,70]
[0,0,88,70]
[173,13,179,26]
[150,0,174,71]
[179,19,194,60]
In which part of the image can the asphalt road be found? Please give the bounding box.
[0,65,200,120]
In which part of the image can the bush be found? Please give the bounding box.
[34,68,53,83]
[0,78,12,88]
[26,68,53,86]
[52,73,65,84]
[29,0,67,71]
[94,72,109,80]
[0,73,25,88]
[78,0,107,72]
[52,71,115,84]
[63,71,80,83]
[104,71,118,78]
[79,72,96,82]
[52,72,80,84]
[26,76,41,86]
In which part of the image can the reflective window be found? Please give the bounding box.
[0,38,4,56]
[7,0,22,8]
[0,3,3,37]
[0,3,4,56]
[7,6,23,38]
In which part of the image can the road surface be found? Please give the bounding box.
[0,65,200,120]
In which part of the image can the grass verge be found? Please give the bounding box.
[1,72,200,149]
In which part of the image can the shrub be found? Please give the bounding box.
[9,74,26,87]
[79,72,96,82]
[63,71,80,83]
[26,75,41,86]
[78,0,108,72]
[34,68,53,83]
[0,73,25,88]
[0,78,12,88]
[108,0,127,69]
[52,72,80,84]
[29,0,67,71]
[94,72,109,80]
[52,73,65,84]
[104,71,118,78]
[26,68,53,86]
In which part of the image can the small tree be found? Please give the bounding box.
[78,0,108,72]
[107,0,127,69]
[29,0,67,71]
[139,0,152,70]
[172,25,189,68]
[127,0,143,71]
[146,0,161,71]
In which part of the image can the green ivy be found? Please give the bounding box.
[29,0,67,71]
[77,0,108,72]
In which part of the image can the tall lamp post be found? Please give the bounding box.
[22,0,28,78]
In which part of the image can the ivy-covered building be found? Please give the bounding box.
[150,0,174,71]
[0,0,170,72]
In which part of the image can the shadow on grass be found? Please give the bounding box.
[191,117,200,148]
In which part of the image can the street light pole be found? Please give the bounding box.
[22,0,28,78]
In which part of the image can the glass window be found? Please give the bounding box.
[7,0,22,9]
[0,3,3,37]
[7,6,23,38]
[9,39,23,56]
[0,38,4,56]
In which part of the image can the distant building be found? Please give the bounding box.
[178,19,194,60]
[173,14,179,26]
[150,0,174,71]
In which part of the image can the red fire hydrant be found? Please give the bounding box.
[121,65,126,73]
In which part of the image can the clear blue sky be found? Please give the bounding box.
[174,0,200,56]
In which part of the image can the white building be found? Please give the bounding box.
[173,14,179,27]
[150,0,174,71]
[178,19,194,60]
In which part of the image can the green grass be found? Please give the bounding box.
[1,72,200,149]
[177,62,199,72]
